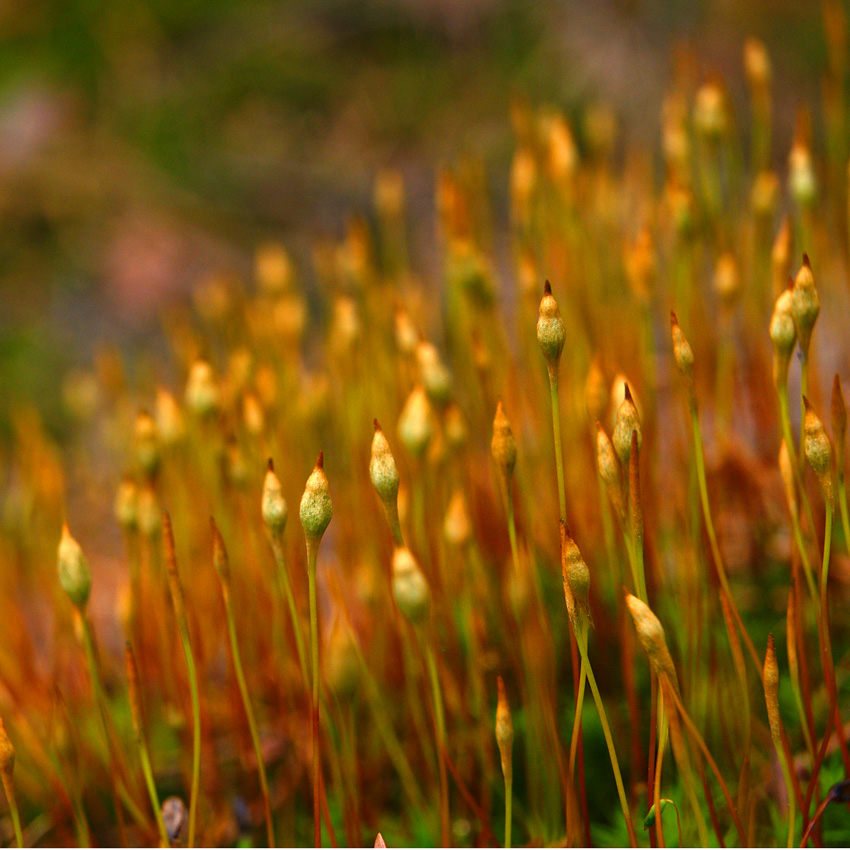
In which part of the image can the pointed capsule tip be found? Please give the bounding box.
[267,457,275,472]
[802,252,811,268]
[803,395,812,411]
[670,310,679,326]
[543,280,552,295]
[624,382,633,401]
[374,418,381,432]
[316,450,324,469]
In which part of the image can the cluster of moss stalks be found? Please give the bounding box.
[4,20,850,849]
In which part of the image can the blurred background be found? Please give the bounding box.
[0,0,836,440]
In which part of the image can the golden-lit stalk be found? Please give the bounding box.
[763,635,795,847]
[212,520,275,847]
[421,632,450,848]
[495,677,514,849]
[300,453,333,848]
[163,513,202,848]
[0,720,22,849]
[125,643,170,847]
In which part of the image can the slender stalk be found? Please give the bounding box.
[422,633,450,847]
[653,690,668,849]
[839,478,850,557]
[270,538,310,693]
[79,614,148,832]
[817,506,850,772]
[787,591,816,760]
[163,515,202,848]
[223,586,275,846]
[800,359,810,467]
[690,407,761,671]
[576,629,637,847]
[348,635,427,811]
[504,765,512,850]
[778,744,797,848]
[0,771,23,848]
[778,386,818,539]
[666,684,748,844]
[176,610,201,847]
[307,537,322,848]
[126,643,170,848]
[788,498,820,606]
[547,367,568,523]
[667,710,708,846]
[567,653,587,782]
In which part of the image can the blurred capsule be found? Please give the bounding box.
[161,796,187,844]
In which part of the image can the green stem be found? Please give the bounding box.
[690,406,761,672]
[80,616,148,832]
[175,614,201,848]
[666,685,748,844]
[776,743,796,848]
[223,587,275,847]
[271,537,310,693]
[135,723,169,848]
[619,517,645,603]
[800,356,809,468]
[567,651,588,844]
[568,654,587,781]
[819,506,833,623]
[547,367,568,523]
[422,634,450,847]
[654,691,668,849]
[838,477,850,559]
[1,773,23,848]
[789,503,820,607]
[503,481,521,577]
[576,630,637,847]
[307,537,322,848]
[778,385,818,539]
[504,762,513,850]
[817,505,850,774]
[348,632,427,812]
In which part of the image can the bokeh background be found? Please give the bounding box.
[0,0,836,441]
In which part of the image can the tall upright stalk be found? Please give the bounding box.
[212,519,275,847]
[562,527,637,846]
[125,642,170,848]
[300,453,333,848]
[163,513,202,848]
